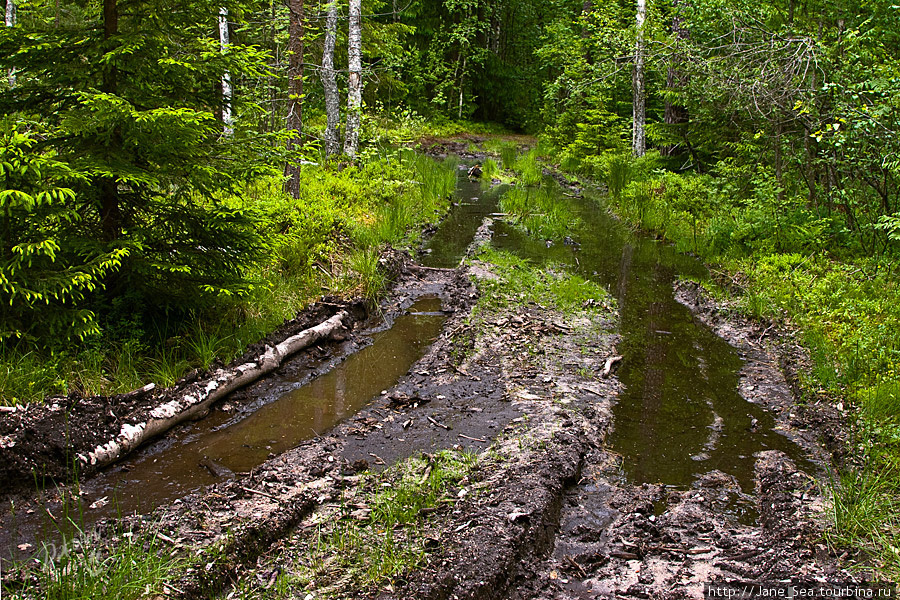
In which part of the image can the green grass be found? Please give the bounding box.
[481,157,500,182]
[0,150,458,406]
[3,525,186,600]
[499,184,579,241]
[827,467,900,576]
[471,246,615,317]
[500,142,518,170]
[576,148,900,579]
[515,149,544,186]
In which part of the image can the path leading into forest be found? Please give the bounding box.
[0,149,854,599]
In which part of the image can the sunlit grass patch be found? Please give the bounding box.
[471,246,615,316]
[499,185,579,241]
[3,525,185,600]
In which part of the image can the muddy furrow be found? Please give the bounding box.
[125,247,620,599]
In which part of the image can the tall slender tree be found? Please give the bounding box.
[284,0,306,198]
[4,0,13,86]
[100,0,120,241]
[322,0,341,157]
[219,6,233,135]
[343,0,361,158]
[632,0,647,157]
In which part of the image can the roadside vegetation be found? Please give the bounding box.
[3,0,900,585]
[538,146,900,578]
[0,148,457,406]
[3,525,185,600]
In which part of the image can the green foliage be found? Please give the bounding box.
[0,126,128,342]
[473,246,615,316]
[6,526,186,600]
[480,158,500,182]
[514,149,544,187]
[242,449,479,596]
[499,142,519,170]
[0,150,455,404]
[828,467,900,578]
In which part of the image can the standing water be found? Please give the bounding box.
[1,157,810,564]
[491,175,812,493]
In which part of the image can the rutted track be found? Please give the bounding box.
[0,157,857,598]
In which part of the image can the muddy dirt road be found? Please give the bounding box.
[0,159,854,599]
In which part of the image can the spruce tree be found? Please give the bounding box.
[0,0,273,343]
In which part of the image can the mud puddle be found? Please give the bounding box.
[421,166,506,268]
[491,178,815,498]
[0,296,447,565]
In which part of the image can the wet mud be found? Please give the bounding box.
[0,153,856,599]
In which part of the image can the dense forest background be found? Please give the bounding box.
[2,0,900,574]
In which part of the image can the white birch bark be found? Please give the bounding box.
[343,0,362,158]
[219,7,233,135]
[322,1,341,157]
[632,0,647,157]
[80,311,351,470]
[6,0,15,87]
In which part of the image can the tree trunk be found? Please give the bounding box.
[632,0,647,157]
[457,53,467,120]
[5,0,14,87]
[283,0,305,198]
[81,311,351,470]
[101,0,121,241]
[663,0,689,158]
[322,1,341,157]
[219,7,233,136]
[343,0,362,159]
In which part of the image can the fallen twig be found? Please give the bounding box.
[757,324,775,345]
[565,554,589,578]
[601,355,623,379]
[408,264,454,273]
[458,434,487,443]
[241,486,280,502]
[428,416,451,430]
[453,365,481,381]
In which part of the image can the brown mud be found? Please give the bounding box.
[1,158,858,599]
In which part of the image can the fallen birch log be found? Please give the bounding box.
[80,311,351,472]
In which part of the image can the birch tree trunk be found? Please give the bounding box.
[284,0,305,198]
[343,0,362,159]
[322,1,341,157]
[5,0,14,87]
[101,0,121,241]
[632,0,647,158]
[219,7,233,136]
[457,53,467,120]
